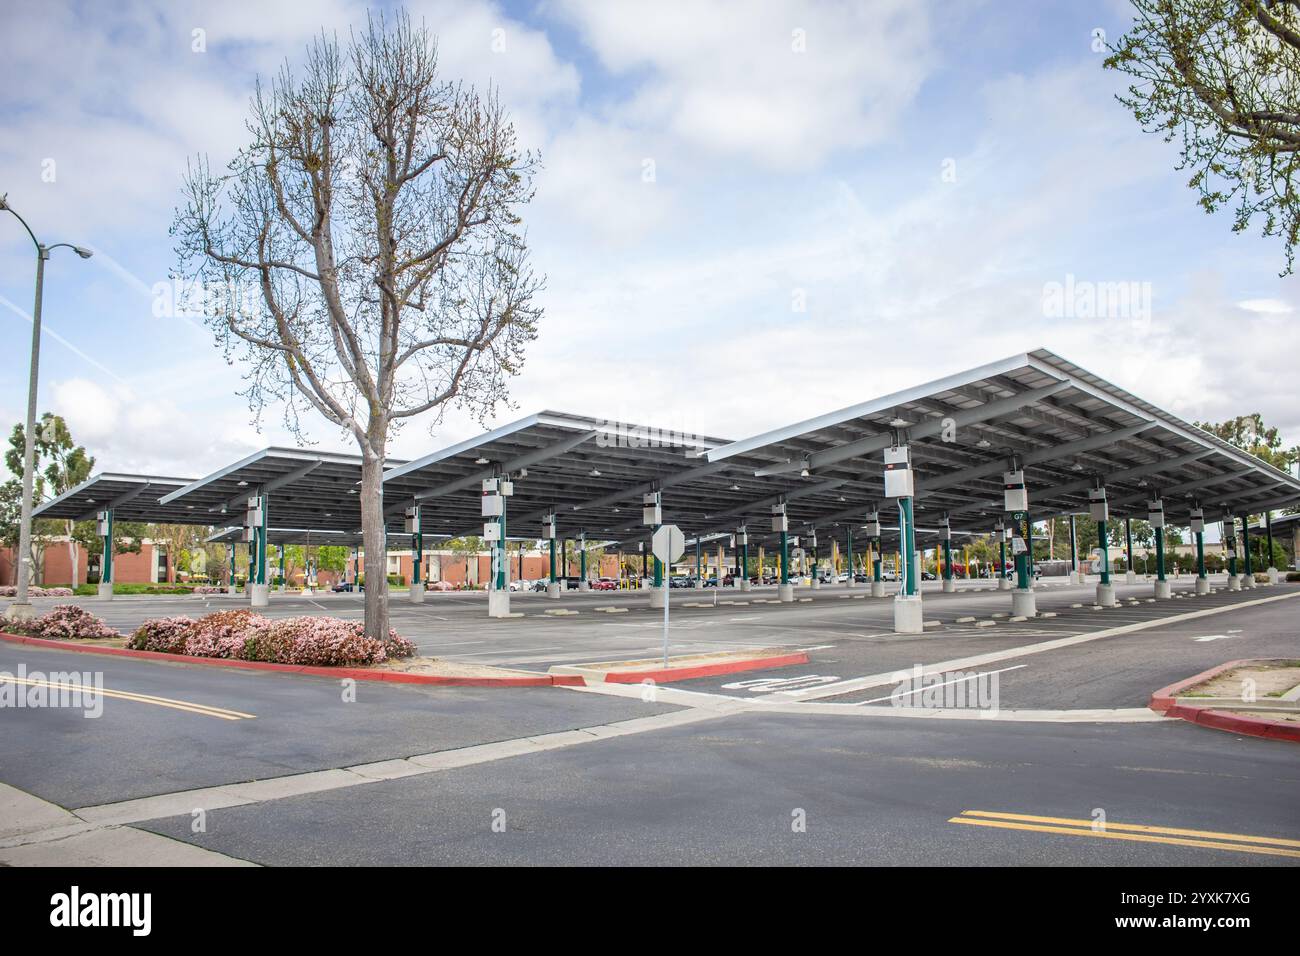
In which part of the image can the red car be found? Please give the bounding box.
[591,578,618,590]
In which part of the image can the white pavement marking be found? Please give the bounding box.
[856,665,1029,706]
[782,589,1300,702]
[70,706,732,827]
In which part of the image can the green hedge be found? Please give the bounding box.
[71,583,200,596]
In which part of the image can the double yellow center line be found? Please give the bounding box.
[0,675,255,721]
[950,810,1300,859]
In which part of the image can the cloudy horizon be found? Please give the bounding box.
[2,0,1297,481]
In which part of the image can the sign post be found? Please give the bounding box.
[652,524,686,667]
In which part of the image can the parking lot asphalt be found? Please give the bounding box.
[0,643,679,809]
[3,574,1296,867]
[132,710,1300,866]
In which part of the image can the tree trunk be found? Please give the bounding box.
[360,439,389,641]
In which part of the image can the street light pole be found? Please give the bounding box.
[0,195,92,622]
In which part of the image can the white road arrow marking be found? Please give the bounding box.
[1192,634,1233,642]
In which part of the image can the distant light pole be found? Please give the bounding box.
[0,195,92,621]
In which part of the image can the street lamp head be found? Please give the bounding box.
[73,246,93,259]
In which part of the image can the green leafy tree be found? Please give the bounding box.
[1106,1,1300,273]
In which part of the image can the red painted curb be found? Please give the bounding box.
[1149,659,1254,714]
[601,651,809,684]
[0,632,584,688]
[1165,704,1300,743]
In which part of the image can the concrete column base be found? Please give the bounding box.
[1011,589,1037,618]
[778,583,795,603]
[250,583,270,607]
[650,586,666,608]
[845,578,856,589]
[870,580,885,598]
[694,580,704,590]
[97,582,114,601]
[941,578,955,593]
[409,585,425,604]
[1070,571,1083,585]
[547,582,560,598]
[1240,573,1254,589]
[740,579,752,592]
[1096,583,1116,607]
[893,595,924,634]
[1227,575,1240,591]
[640,579,649,590]
[1195,577,1210,595]
[579,581,590,592]
[1125,571,1136,585]
[1154,580,1171,599]
[3,601,36,622]
[488,590,511,617]
[1267,567,1279,585]
[277,584,287,593]
[997,577,1011,591]
[811,579,821,590]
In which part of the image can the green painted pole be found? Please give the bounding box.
[1195,528,1205,580]
[1068,515,1078,574]
[899,498,918,596]
[942,537,953,581]
[1097,519,1110,585]
[1125,517,1134,574]
[412,506,422,588]
[1242,514,1253,578]
[695,537,701,583]
[580,537,587,582]
[846,527,853,579]
[1154,528,1166,582]
[873,538,882,581]
[102,509,114,585]
[780,530,789,584]
[495,498,507,590]
[256,494,268,586]
[1226,518,1237,577]
[1265,511,1275,568]
[1025,514,1034,581]
[549,537,557,582]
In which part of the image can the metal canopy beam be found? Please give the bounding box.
[752,381,1075,477]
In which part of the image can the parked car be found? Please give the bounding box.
[921,570,937,581]
[668,576,691,588]
[331,581,362,592]
[592,578,617,591]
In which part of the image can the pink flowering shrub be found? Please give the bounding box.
[193,586,227,595]
[24,605,119,640]
[0,585,74,597]
[127,616,195,654]
[127,611,414,666]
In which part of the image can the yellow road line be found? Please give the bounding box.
[950,814,1300,859]
[0,676,255,721]
[960,809,1300,849]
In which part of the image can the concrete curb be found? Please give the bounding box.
[0,631,585,688]
[1149,659,1251,714]
[1163,704,1300,743]
[557,650,810,685]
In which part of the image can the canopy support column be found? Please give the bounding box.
[1265,511,1278,584]
[1124,517,1136,584]
[1241,512,1255,589]
[1226,516,1241,591]
[97,508,114,600]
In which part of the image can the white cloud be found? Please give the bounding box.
[549,0,935,168]
[1236,298,1293,315]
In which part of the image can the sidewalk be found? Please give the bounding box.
[0,782,254,866]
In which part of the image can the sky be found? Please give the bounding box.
[1,0,1297,483]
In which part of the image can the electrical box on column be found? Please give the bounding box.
[884,446,913,498]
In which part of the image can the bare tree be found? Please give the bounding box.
[1106,1,1300,273]
[173,12,542,638]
